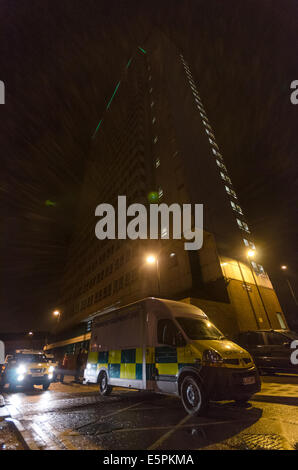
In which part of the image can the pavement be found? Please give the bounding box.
[0,374,297,450]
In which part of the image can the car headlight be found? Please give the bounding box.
[17,374,24,381]
[202,349,224,367]
[17,364,26,374]
[86,363,91,370]
[49,366,54,373]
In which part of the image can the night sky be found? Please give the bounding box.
[1,1,297,333]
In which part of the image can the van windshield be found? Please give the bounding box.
[176,317,224,340]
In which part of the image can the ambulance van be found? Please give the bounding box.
[83,298,261,415]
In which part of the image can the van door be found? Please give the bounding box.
[155,318,185,394]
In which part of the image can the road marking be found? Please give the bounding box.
[148,414,192,450]
[43,422,78,450]
[75,401,145,430]
[31,422,58,449]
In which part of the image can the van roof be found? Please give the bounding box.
[146,298,208,319]
[84,297,208,322]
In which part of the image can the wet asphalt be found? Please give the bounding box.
[1,374,298,450]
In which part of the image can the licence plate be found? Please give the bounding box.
[32,373,44,377]
[243,376,255,385]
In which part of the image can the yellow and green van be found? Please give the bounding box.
[83,298,261,414]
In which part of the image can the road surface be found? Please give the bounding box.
[2,374,298,450]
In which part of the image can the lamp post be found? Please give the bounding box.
[246,249,272,329]
[281,265,298,307]
[146,254,161,296]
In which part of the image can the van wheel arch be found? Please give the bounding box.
[178,369,204,396]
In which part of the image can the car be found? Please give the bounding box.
[0,349,55,391]
[233,330,298,375]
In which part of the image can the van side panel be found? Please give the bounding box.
[88,304,147,389]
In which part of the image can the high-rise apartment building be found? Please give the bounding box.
[53,32,285,349]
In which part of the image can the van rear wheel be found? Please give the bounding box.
[180,376,207,415]
[98,371,113,396]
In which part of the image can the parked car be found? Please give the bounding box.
[0,349,55,391]
[233,330,298,374]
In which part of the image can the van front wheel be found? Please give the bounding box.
[98,371,113,396]
[180,376,207,415]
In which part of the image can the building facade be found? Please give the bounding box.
[54,32,286,345]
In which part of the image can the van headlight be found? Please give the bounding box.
[17,364,26,374]
[49,366,54,373]
[202,349,224,367]
[86,363,91,370]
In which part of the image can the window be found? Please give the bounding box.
[220,172,232,184]
[258,264,265,273]
[276,313,287,330]
[151,101,154,107]
[225,185,237,199]
[266,332,288,345]
[243,238,255,249]
[230,201,243,215]
[153,136,158,144]
[152,116,156,124]
[149,87,153,93]
[158,187,163,199]
[216,159,227,171]
[237,219,250,233]
[240,332,265,346]
[155,158,160,168]
[176,317,223,341]
[157,319,185,346]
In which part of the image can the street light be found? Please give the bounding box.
[281,265,287,270]
[145,254,160,296]
[53,310,61,322]
[245,248,272,328]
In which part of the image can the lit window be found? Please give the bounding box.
[220,172,231,184]
[224,185,237,198]
[151,101,154,107]
[216,160,227,172]
[158,187,163,199]
[149,87,153,93]
[155,158,160,168]
[230,201,243,214]
[149,75,152,81]
[152,116,156,124]
[243,239,255,249]
[237,219,250,233]
[258,264,264,273]
[153,136,158,144]
[210,139,219,149]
